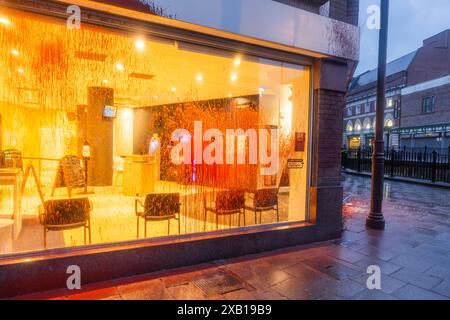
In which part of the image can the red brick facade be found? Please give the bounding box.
[274,0,359,25]
[402,84,450,128]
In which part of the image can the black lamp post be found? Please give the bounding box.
[82,140,91,194]
[367,0,389,230]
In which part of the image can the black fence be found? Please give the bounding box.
[342,147,450,183]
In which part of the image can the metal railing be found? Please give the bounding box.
[342,147,450,183]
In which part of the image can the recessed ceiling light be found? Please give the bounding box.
[196,73,203,82]
[227,93,233,98]
[0,17,11,26]
[135,39,145,51]
[230,72,238,82]
[234,57,241,66]
[153,95,159,99]
[115,63,125,72]
[102,79,109,84]
[171,86,177,92]
[17,67,25,74]
[10,49,19,56]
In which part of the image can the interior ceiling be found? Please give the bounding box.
[0,10,305,109]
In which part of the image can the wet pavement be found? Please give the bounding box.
[15,174,450,300]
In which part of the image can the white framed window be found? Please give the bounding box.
[386,98,394,108]
[346,107,352,117]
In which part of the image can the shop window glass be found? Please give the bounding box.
[0,10,312,255]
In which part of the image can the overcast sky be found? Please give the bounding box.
[356,0,450,75]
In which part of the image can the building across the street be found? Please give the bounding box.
[344,29,450,151]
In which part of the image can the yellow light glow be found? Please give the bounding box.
[10,48,19,56]
[171,86,177,92]
[115,62,125,72]
[0,16,11,26]
[135,39,145,51]
[234,57,241,66]
[227,93,233,98]
[102,79,109,84]
[230,72,238,82]
[196,73,203,82]
[17,67,25,74]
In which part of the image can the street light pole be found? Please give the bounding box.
[367,0,389,230]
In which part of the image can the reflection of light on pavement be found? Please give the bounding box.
[384,183,391,200]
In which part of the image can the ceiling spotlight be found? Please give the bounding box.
[17,67,25,74]
[102,79,109,84]
[196,73,203,82]
[115,63,125,72]
[171,86,177,92]
[135,39,145,51]
[234,57,241,66]
[153,95,159,99]
[230,72,238,82]
[10,49,19,56]
[227,93,233,98]
[0,17,11,26]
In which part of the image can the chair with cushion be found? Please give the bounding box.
[135,193,181,238]
[203,190,246,230]
[1,149,23,172]
[39,197,92,249]
[245,188,279,225]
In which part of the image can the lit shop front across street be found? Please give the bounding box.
[0,0,359,297]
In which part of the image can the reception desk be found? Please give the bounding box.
[122,155,155,197]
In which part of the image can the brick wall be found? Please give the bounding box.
[402,84,450,127]
[273,0,321,13]
[407,30,450,86]
[273,0,359,25]
[314,89,345,186]
[310,87,345,233]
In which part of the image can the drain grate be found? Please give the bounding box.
[192,270,249,296]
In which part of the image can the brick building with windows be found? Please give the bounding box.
[395,30,450,151]
[344,30,450,151]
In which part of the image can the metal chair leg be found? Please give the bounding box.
[216,214,219,230]
[84,226,87,245]
[137,216,139,239]
[43,227,47,249]
[178,216,181,234]
[168,219,171,235]
[276,206,280,222]
[88,220,92,244]
[144,219,147,238]
[203,208,207,231]
[243,208,246,227]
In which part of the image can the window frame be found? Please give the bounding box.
[0,1,317,260]
[422,96,436,114]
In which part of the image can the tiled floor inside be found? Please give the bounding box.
[1,176,291,254]
[13,174,450,300]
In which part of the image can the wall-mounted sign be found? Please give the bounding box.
[287,159,304,169]
[295,132,306,152]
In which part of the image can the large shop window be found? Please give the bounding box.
[0,10,311,256]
